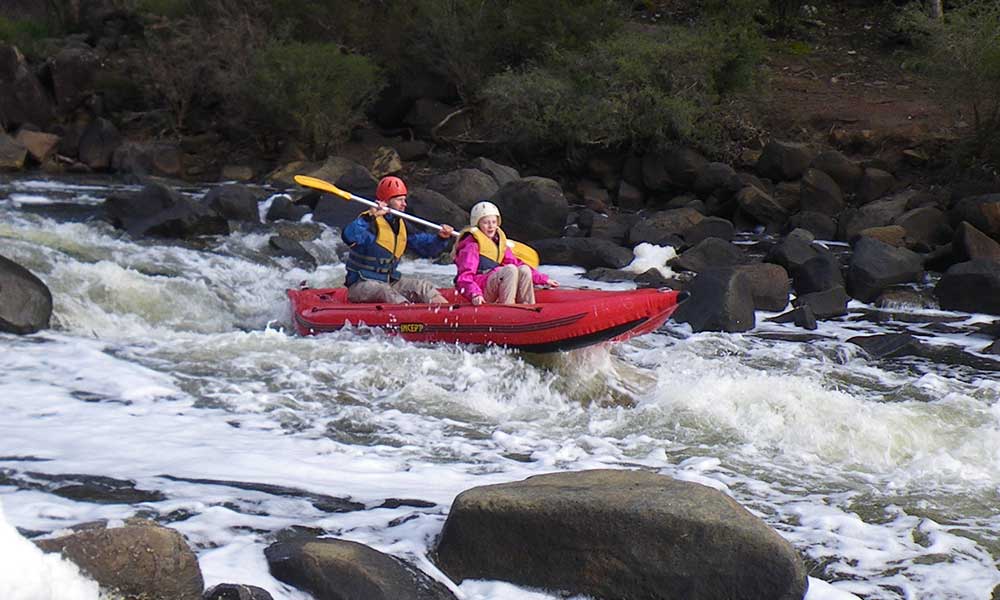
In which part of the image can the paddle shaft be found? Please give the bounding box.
[348,191,459,236]
[298,176,458,237]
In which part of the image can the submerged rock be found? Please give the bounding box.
[266,538,456,600]
[203,583,274,600]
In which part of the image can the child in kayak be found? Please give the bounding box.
[453,201,558,305]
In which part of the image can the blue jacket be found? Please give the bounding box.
[342,213,450,286]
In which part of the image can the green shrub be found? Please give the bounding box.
[381,0,622,101]
[138,12,269,132]
[0,16,51,57]
[251,42,384,155]
[131,0,194,18]
[912,1,1000,165]
[481,21,763,154]
[767,0,805,33]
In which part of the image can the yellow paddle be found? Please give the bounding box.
[294,175,540,268]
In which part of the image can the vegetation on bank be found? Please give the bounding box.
[2,0,998,169]
[895,1,1000,168]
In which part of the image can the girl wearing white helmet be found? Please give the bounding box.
[453,201,559,305]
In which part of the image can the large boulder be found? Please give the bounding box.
[617,179,646,209]
[35,520,203,600]
[0,44,54,129]
[791,253,844,295]
[738,262,791,312]
[854,224,907,248]
[112,141,184,178]
[0,255,52,334]
[892,206,950,249]
[847,237,924,303]
[682,216,735,247]
[799,168,844,215]
[312,195,363,230]
[627,207,704,247]
[786,211,837,241]
[472,157,520,187]
[202,184,262,223]
[642,147,708,191]
[811,149,862,192]
[950,194,1000,242]
[78,117,122,170]
[855,168,895,204]
[672,268,756,332]
[670,237,746,272]
[435,469,806,600]
[406,187,468,231]
[838,193,911,241]
[427,168,499,211]
[793,285,849,319]
[756,140,813,182]
[735,185,788,226]
[692,162,742,200]
[533,238,634,269]
[333,164,379,200]
[104,183,229,238]
[15,129,60,163]
[764,228,825,272]
[588,212,634,245]
[265,196,311,222]
[953,221,1000,262]
[491,177,569,241]
[935,260,1000,315]
[266,538,455,600]
[0,132,27,170]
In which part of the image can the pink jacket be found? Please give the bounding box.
[454,234,549,301]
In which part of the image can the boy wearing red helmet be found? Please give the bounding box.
[341,176,455,303]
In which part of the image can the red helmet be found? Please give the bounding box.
[376,176,407,202]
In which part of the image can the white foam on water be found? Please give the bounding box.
[622,242,677,278]
[9,193,56,205]
[0,501,101,600]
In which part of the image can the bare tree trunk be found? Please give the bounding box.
[927,0,943,19]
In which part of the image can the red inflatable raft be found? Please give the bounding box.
[287,287,687,353]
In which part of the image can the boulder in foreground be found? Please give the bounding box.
[0,254,53,334]
[436,469,808,600]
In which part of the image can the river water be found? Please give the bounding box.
[1,177,998,600]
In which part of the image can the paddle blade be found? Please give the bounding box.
[293,175,352,201]
[509,240,540,268]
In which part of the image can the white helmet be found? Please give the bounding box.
[469,201,501,228]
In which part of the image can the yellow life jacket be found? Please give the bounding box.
[346,215,408,283]
[465,226,508,273]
